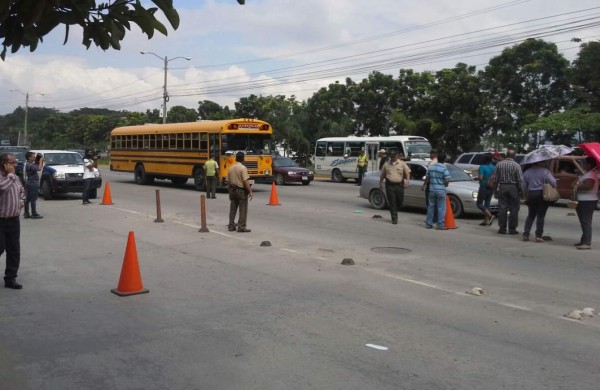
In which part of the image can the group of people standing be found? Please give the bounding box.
[477,150,598,250]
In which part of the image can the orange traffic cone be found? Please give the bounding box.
[444,196,458,229]
[111,231,149,296]
[267,181,281,206]
[100,182,114,205]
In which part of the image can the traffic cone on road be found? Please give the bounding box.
[111,231,149,297]
[444,196,458,229]
[100,182,114,205]
[267,181,281,206]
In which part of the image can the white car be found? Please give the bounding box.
[30,150,102,200]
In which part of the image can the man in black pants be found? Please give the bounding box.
[379,150,411,224]
[0,153,25,289]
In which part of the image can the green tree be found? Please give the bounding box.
[304,79,356,142]
[481,39,570,150]
[198,100,232,120]
[429,63,483,159]
[167,105,198,123]
[571,41,600,112]
[352,71,396,136]
[523,105,600,144]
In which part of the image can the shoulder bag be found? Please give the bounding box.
[542,173,560,202]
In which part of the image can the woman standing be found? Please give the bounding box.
[476,153,495,226]
[521,161,557,243]
[574,157,598,250]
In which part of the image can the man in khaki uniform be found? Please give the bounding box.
[379,150,411,224]
[227,152,253,232]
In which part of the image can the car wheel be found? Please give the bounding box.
[369,188,387,210]
[332,169,343,183]
[302,180,310,185]
[194,168,206,191]
[89,189,97,199]
[275,173,285,185]
[41,180,53,200]
[448,194,464,218]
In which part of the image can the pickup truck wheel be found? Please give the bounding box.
[41,180,53,200]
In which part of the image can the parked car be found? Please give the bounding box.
[359,161,499,217]
[455,151,524,179]
[271,156,314,185]
[541,155,587,200]
[30,150,102,200]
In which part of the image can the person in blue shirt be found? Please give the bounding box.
[476,153,495,226]
[423,151,451,229]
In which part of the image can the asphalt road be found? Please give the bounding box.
[1,168,599,389]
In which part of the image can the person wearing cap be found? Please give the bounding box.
[379,150,411,224]
[378,149,388,170]
[227,152,253,233]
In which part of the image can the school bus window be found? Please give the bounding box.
[192,133,199,150]
[142,135,149,149]
[183,133,191,150]
[124,135,130,149]
[132,135,140,149]
[149,134,156,149]
[200,133,208,152]
[161,134,168,149]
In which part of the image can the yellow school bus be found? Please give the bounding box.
[109,118,273,190]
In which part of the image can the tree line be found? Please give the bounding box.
[1,38,599,162]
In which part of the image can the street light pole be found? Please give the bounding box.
[140,51,191,124]
[9,89,45,146]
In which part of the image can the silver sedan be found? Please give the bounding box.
[359,161,498,218]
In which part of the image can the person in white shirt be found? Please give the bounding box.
[82,158,95,205]
[574,157,599,250]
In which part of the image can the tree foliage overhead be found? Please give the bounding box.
[0,1,242,60]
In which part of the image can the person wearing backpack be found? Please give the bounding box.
[23,152,44,219]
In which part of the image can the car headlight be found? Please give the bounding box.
[288,171,296,175]
[472,191,478,199]
[52,172,66,179]
[309,171,313,175]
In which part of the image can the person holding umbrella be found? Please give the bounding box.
[574,157,598,250]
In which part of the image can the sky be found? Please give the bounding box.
[0,0,599,116]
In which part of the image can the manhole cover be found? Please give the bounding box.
[371,247,411,254]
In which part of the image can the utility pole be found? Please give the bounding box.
[140,51,191,124]
[10,89,45,146]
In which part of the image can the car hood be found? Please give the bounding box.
[44,165,100,175]
[277,166,311,173]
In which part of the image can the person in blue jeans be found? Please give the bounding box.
[423,152,450,230]
[476,153,495,226]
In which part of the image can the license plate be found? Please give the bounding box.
[302,176,308,180]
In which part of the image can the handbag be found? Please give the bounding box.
[542,174,560,202]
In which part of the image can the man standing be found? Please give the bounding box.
[84,149,99,169]
[494,149,523,235]
[0,153,25,289]
[227,152,253,233]
[423,151,450,230]
[23,151,44,219]
[204,154,219,199]
[82,157,95,205]
[379,150,411,225]
[356,149,367,185]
